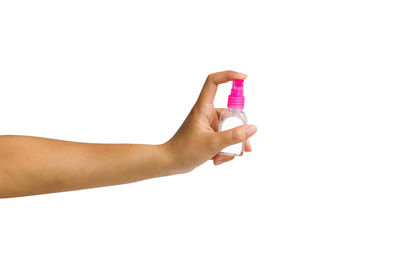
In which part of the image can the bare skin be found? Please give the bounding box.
[0,71,257,198]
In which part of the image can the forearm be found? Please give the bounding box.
[0,135,174,197]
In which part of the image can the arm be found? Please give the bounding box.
[0,71,257,198]
[0,136,174,197]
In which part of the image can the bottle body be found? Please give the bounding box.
[218,108,247,156]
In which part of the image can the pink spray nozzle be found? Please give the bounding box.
[227,79,245,109]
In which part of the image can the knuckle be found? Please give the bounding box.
[206,73,215,82]
[209,136,221,151]
[232,127,245,143]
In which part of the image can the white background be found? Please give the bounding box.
[1,0,400,266]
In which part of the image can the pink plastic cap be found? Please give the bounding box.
[227,79,245,109]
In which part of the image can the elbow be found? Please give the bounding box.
[0,183,9,198]
[0,178,10,198]
[0,174,17,199]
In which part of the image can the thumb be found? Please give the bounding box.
[215,125,257,150]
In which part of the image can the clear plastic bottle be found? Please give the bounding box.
[218,80,247,156]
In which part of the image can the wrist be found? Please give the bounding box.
[159,141,193,175]
[157,142,179,176]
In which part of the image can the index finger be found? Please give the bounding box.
[197,70,247,105]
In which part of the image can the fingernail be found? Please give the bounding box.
[214,159,223,165]
[246,125,257,137]
[214,157,227,165]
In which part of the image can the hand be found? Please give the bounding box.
[164,70,258,174]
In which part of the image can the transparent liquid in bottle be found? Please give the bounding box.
[218,108,247,156]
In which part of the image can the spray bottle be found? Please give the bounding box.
[218,79,247,156]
